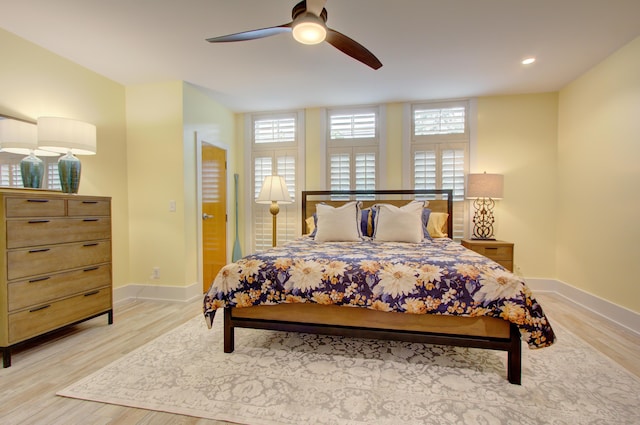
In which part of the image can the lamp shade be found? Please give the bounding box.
[466,173,504,199]
[37,117,97,155]
[0,118,58,156]
[256,176,292,204]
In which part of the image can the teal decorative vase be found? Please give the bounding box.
[20,152,44,188]
[58,151,81,193]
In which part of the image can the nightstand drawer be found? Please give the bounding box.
[471,245,513,260]
[6,218,111,249]
[461,239,514,272]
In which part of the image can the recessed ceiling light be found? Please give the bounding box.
[522,57,536,65]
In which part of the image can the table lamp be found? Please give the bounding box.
[37,117,96,193]
[466,172,504,240]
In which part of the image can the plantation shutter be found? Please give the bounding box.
[354,152,375,191]
[414,106,466,136]
[414,150,437,191]
[411,101,469,242]
[330,112,376,140]
[330,153,350,191]
[327,108,379,192]
[254,117,296,144]
[277,155,297,245]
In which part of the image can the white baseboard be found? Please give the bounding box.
[113,281,202,305]
[526,278,640,337]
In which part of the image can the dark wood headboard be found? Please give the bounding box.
[301,189,454,237]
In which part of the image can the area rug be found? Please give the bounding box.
[58,314,640,425]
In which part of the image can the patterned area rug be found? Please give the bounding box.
[58,314,640,425]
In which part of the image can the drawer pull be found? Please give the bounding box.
[28,248,51,253]
[83,243,99,247]
[28,219,51,224]
[29,304,51,313]
[82,201,99,204]
[83,218,99,222]
[84,290,100,297]
[27,199,49,203]
[83,266,99,272]
[485,247,498,251]
[29,276,51,283]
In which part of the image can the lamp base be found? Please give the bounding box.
[471,197,496,240]
[58,152,81,193]
[20,153,44,188]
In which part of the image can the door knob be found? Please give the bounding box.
[202,213,214,220]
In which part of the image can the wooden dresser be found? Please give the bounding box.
[0,189,112,367]
[461,239,514,272]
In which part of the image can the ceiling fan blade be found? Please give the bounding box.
[207,23,292,43]
[305,0,327,16]
[325,28,383,70]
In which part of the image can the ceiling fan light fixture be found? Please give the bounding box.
[292,15,327,45]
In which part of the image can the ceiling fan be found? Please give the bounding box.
[206,0,382,70]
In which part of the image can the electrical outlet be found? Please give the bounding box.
[151,267,160,279]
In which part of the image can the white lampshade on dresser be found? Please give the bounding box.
[37,117,96,193]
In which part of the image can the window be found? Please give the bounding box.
[410,101,469,241]
[0,153,61,190]
[249,112,303,253]
[327,107,379,195]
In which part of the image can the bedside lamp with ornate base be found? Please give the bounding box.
[466,172,504,240]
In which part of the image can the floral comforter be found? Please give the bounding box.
[203,237,555,348]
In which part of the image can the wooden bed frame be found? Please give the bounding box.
[222,189,522,384]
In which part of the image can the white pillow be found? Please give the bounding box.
[314,202,362,242]
[373,201,424,243]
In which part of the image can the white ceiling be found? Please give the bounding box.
[1,0,639,113]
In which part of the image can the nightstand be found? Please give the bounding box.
[461,239,514,271]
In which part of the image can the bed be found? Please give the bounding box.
[203,189,555,384]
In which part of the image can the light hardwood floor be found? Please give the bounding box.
[0,292,638,424]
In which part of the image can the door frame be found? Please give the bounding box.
[195,131,231,293]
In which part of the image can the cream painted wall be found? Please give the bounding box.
[557,36,640,313]
[476,94,559,278]
[385,103,404,190]
[0,28,130,289]
[126,82,187,288]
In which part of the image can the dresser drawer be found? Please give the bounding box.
[5,197,66,218]
[7,241,111,280]
[8,265,112,312]
[6,218,111,249]
[67,199,110,217]
[471,245,513,260]
[7,287,111,344]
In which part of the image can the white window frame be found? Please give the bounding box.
[324,105,385,192]
[245,110,305,253]
[403,99,471,241]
